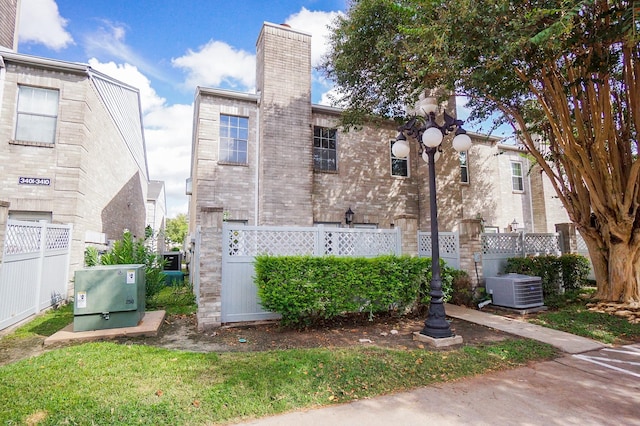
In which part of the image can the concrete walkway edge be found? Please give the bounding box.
[445,303,605,353]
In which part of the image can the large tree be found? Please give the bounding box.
[321,0,640,302]
[165,213,188,247]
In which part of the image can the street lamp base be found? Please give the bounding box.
[413,332,463,348]
[420,301,454,338]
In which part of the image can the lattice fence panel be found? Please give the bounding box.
[524,233,561,255]
[4,223,42,255]
[481,234,522,256]
[46,226,72,250]
[227,229,315,257]
[325,230,397,256]
[576,233,588,253]
[418,233,459,256]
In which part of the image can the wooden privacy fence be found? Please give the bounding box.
[220,224,402,323]
[481,232,562,279]
[0,220,72,331]
[417,231,460,269]
[192,207,580,330]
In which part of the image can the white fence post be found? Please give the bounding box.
[33,221,47,315]
[314,225,323,256]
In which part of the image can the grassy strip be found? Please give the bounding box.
[2,304,73,340]
[529,304,640,344]
[0,339,556,425]
[147,284,197,315]
[3,284,195,342]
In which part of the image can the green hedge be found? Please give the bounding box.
[504,254,591,298]
[254,255,456,326]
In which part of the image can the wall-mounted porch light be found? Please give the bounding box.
[345,207,354,226]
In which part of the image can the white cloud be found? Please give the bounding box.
[144,104,193,218]
[285,8,343,104]
[88,58,190,217]
[18,0,73,50]
[457,96,514,139]
[83,21,169,83]
[284,8,343,67]
[172,41,255,91]
[170,7,343,93]
[318,86,346,108]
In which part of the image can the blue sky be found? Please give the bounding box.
[17,0,348,217]
[16,0,505,218]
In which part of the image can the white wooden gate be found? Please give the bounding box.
[417,231,460,269]
[221,224,402,323]
[1,220,72,331]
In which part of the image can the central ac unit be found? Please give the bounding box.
[485,273,544,309]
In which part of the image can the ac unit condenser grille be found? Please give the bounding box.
[486,274,544,309]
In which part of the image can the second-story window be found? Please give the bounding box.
[313,127,337,171]
[15,85,59,144]
[511,161,524,191]
[219,114,248,164]
[390,140,409,177]
[460,151,469,184]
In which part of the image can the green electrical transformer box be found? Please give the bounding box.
[73,264,146,332]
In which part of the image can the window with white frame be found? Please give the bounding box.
[390,140,408,177]
[15,86,59,144]
[354,223,378,229]
[313,127,337,171]
[219,114,248,164]
[460,151,469,183]
[511,161,524,191]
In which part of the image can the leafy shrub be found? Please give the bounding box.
[449,270,474,307]
[559,254,591,291]
[254,255,456,326]
[505,254,590,300]
[505,255,562,297]
[87,231,167,304]
[84,246,100,267]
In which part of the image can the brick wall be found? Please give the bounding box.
[311,109,421,227]
[0,0,18,50]
[0,61,148,292]
[256,23,313,226]
[196,206,224,330]
[190,92,259,226]
[190,24,549,237]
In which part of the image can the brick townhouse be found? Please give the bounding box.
[0,0,153,281]
[188,22,568,241]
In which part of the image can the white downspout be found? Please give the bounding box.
[254,91,261,226]
[527,159,535,232]
[0,57,6,115]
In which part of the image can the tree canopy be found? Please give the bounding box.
[165,213,188,247]
[321,0,640,302]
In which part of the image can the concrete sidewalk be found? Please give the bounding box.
[236,353,640,425]
[234,305,629,426]
[444,303,605,353]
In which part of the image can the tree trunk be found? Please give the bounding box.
[589,238,640,303]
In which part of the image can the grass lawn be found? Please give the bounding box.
[0,284,560,425]
[528,303,640,344]
[0,339,555,425]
